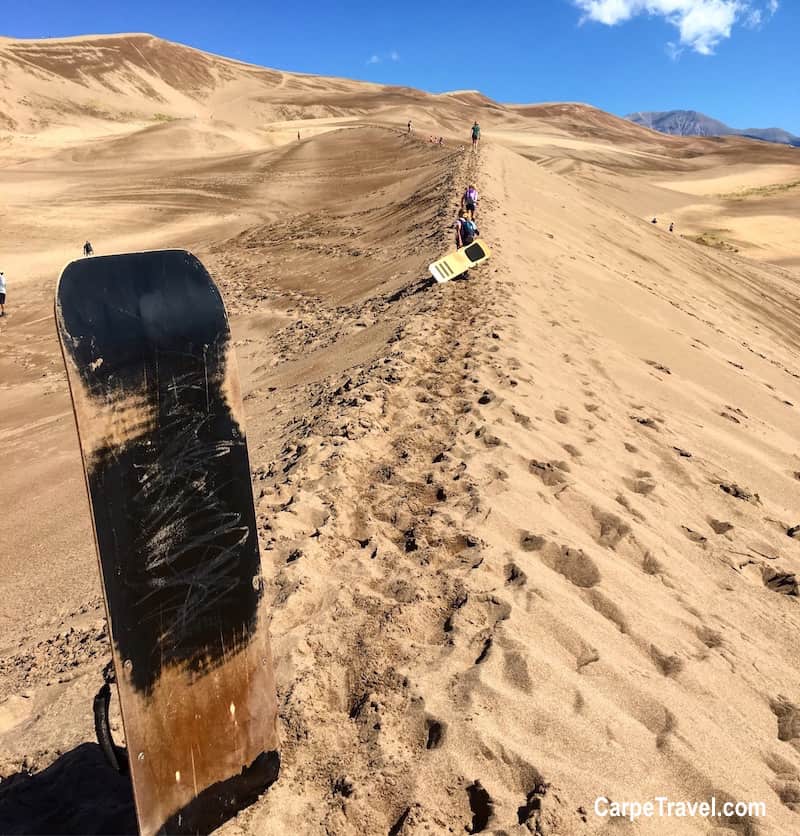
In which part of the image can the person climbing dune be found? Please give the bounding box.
[455,211,479,249]
[462,184,479,218]
[471,120,480,148]
[0,268,7,317]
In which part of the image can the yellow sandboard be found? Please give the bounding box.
[429,238,492,283]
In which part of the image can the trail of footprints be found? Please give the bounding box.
[469,309,800,824]
[249,150,555,830]
[253,146,800,830]
[423,207,797,829]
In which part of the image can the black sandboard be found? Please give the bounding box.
[55,250,279,835]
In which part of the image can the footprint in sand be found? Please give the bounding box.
[500,641,533,691]
[655,709,678,750]
[331,776,355,798]
[576,647,600,671]
[442,590,468,636]
[517,780,550,829]
[480,594,512,624]
[424,716,446,750]
[616,494,646,522]
[644,359,672,375]
[285,548,303,563]
[590,507,630,549]
[696,625,724,649]
[631,415,659,431]
[770,697,800,744]
[761,566,798,596]
[387,807,413,835]
[650,645,684,677]
[541,542,601,588]
[623,470,656,495]
[505,561,528,587]
[719,482,760,503]
[465,781,494,834]
[681,526,708,546]
[764,752,800,812]
[585,589,629,633]
[708,518,734,535]
[511,408,532,428]
[530,459,570,487]
[642,552,664,575]
[520,531,546,551]
[475,426,504,448]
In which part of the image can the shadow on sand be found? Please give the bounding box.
[0,742,137,835]
[0,743,281,835]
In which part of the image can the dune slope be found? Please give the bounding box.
[231,143,800,836]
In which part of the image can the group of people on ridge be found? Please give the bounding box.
[407,119,480,149]
[404,118,482,253]
[651,218,675,233]
[454,122,482,250]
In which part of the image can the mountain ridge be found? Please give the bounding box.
[627,109,800,146]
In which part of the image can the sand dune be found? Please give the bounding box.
[1,33,799,836]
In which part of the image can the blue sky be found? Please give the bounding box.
[4,1,798,133]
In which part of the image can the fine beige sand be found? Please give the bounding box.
[1,34,799,836]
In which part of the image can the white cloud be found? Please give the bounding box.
[746,8,762,25]
[665,40,684,59]
[573,0,779,54]
[747,0,778,27]
[366,50,400,66]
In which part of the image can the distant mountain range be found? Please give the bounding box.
[626,110,800,146]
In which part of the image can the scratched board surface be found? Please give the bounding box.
[56,251,279,835]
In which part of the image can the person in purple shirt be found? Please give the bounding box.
[462,184,479,219]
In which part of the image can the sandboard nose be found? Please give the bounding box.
[57,250,229,386]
